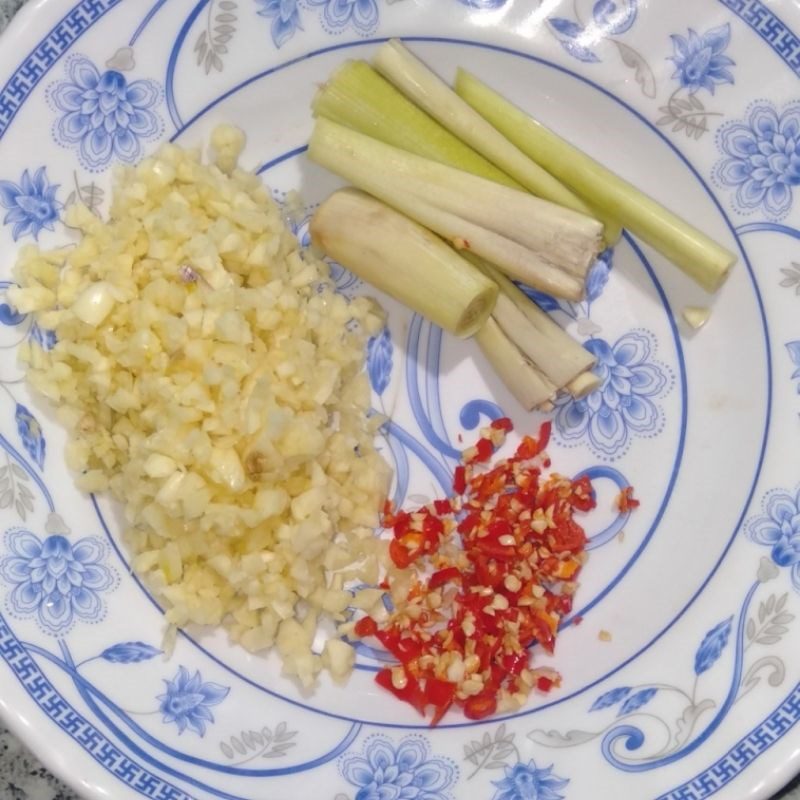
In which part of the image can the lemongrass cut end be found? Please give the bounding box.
[566,371,602,398]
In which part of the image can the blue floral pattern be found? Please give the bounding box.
[15,403,45,470]
[491,760,569,800]
[157,666,230,736]
[787,341,800,392]
[714,102,800,220]
[669,24,735,94]
[456,0,509,7]
[618,687,657,716]
[554,329,672,459]
[339,735,457,800]
[0,168,60,241]
[0,529,116,635]
[367,327,393,395]
[30,323,57,352]
[256,0,302,48]
[47,55,162,171]
[592,0,637,35]
[548,0,638,63]
[746,486,800,591]
[694,616,733,675]
[303,0,379,36]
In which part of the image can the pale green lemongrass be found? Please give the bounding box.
[309,188,497,338]
[308,118,601,299]
[312,59,519,188]
[465,254,598,393]
[455,68,737,293]
[475,316,557,410]
[371,39,621,246]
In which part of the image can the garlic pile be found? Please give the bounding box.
[10,126,391,686]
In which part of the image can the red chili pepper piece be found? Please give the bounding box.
[501,651,528,676]
[486,519,513,540]
[550,517,587,553]
[617,485,640,512]
[425,677,456,708]
[376,629,424,663]
[354,617,377,638]
[433,499,453,515]
[375,668,427,716]
[457,512,480,535]
[570,475,596,512]
[490,417,513,432]
[392,511,411,538]
[453,465,466,495]
[429,567,462,590]
[472,539,516,560]
[389,538,419,569]
[464,693,498,720]
[538,420,552,452]
[474,437,494,463]
[426,678,456,726]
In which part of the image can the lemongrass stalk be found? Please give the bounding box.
[567,371,602,397]
[465,254,596,389]
[476,317,557,410]
[308,119,599,298]
[455,69,736,293]
[313,60,520,188]
[371,40,621,246]
[309,189,497,338]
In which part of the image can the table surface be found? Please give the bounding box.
[0,0,798,798]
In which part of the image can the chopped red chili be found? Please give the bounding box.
[617,485,640,512]
[354,616,377,637]
[367,420,608,724]
[429,567,462,590]
[490,416,513,432]
[453,465,466,495]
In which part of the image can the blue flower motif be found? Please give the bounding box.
[554,329,671,459]
[0,530,116,635]
[668,24,735,94]
[303,0,379,36]
[99,641,161,664]
[0,302,26,326]
[15,403,45,470]
[256,0,302,48]
[457,0,510,8]
[694,616,733,675]
[714,102,800,220]
[157,666,230,736]
[47,56,162,171]
[30,323,57,352]
[339,735,457,800]
[590,685,631,711]
[746,486,800,591]
[367,327,393,395]
[619,687,657,716]
[0,168,60,241]
[592,0,637,36]
[548,17,600,64]
[491,759,568,800]
[585,248,613,304]
[787,341,800,392]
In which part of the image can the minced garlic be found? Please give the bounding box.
[10,126,391,686]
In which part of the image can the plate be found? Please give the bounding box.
[0,1,799,798]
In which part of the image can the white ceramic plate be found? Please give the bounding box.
[0,1,799,798]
